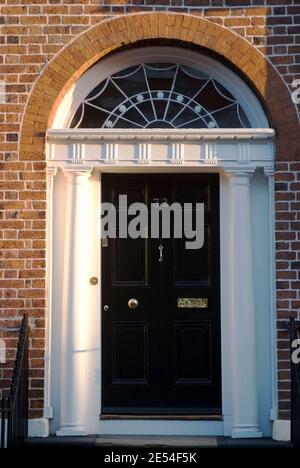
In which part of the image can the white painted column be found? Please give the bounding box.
[227,170,262,438]
[56,166,92,436]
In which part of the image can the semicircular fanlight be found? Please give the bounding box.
[70,63,251,129]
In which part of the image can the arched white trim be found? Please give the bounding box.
[51,47,269,129]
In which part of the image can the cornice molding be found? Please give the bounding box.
[47,129,275,172]
[47,129,275,144]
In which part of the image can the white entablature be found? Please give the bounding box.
[47,128,275,171]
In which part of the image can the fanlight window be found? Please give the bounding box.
[70,63,251,129]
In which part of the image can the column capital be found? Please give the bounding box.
[46,165,58,178]
[225,168,255,187]
[62,164,93,175]
[62,165,93,183]
[224,167,256,176]
[264,165,275,178]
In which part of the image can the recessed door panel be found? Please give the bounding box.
[112,322,148,383]
[111,237,148,285]
[174,322,212,383]
[173,226,211,286]
[174,185,211,210]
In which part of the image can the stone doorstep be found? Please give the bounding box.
[95,436,218,447]
[25,436,291,448]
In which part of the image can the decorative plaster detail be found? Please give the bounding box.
[237,143,250,164]
[46,165,58,178]
[71,143,85,163]
[104,143,118,164]
[203,143,218,165]
[170,143,184,164]
[136,143,151,164]
[47,130,275,173]
[264,166,275,177]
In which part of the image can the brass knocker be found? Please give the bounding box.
[158,244,163,263]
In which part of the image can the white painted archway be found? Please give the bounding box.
[36,46,277,439]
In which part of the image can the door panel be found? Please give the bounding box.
[111,237,148,285]
[102,173,221,414]
[173,226,211,285]
[112,322,149,383]
[174,322,211,382]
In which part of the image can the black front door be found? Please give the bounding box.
[102,174,221,414]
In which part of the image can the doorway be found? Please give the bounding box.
[101,173,221,415]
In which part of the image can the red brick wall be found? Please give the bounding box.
[0,2,299,421]
[275,161,300,419]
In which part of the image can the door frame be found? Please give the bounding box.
[44,128,276,438]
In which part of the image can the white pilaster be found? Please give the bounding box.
[264,166,278,423]
[227,170,262,438]
[44,166,57,423]
[56,166,92,436]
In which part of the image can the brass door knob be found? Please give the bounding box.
[128,298,139,310]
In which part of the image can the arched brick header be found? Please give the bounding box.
[20,12,299,162]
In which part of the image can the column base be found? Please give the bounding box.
[28,418,50,438]
[231,426,262,439]
[272,420,290,441]
[56,425,87,437]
